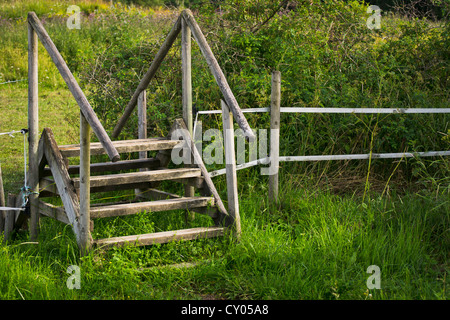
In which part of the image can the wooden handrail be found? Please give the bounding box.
[112,15,182,139]
[27,12,120,162]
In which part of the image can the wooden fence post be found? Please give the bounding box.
[79,113,91,254]
[268,71,281,206]
[182,18,195,222]
[221,100,241,239]
[28,20,39,241]
[0,164,5,234]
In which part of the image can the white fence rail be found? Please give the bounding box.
[195,72,449,202]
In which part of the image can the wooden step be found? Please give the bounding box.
[59,138,180,157]
[42,158,161,177]
[93,227,224,248]
[90,197,215,218]
[40,168,203,196]
[72,168,202,189]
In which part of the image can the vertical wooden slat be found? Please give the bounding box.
[136,90,147,199]
[221,100,241,238]
[182,18,195,222]
[28,21,39,241]
[0,164,5,234]
[268,71,281,206]
[79,113,92,254]
[137,90,147,159]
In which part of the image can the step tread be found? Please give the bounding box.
[59,138,180,157]
[90,196,215,218]
[72,167,202,188]
[93,227,224,248]
[42,158,160,177]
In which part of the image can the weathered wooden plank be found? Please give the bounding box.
[268,71,281,205]
[112,15,182,138]
[72,167,201,189]
[59,138,180,158]
[42,128,82,242]
[27,12,120,162]
[94,227,224,248]
[0,164,5,234]
[38,200,70,224]
[182,17,195,222]
[181,9,255,142]
[28,20,39,240]
[90,197,214,219]
[79,113,92,254]
[221,100,241,237]
[137,90,148,160]
[42,158,161,177]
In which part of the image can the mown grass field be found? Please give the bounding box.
[0,0,449,301]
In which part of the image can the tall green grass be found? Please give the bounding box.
[1,170,448,300]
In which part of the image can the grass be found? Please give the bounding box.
[0,87,448,300]
[1,165,448,300]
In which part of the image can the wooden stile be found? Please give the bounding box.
[0,164,5,234]
[24,11,238,252]
[182,17,195,222]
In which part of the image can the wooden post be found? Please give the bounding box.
[221,100,241,238]
[268,71,281,206]
[28,20,39,241]
[79,113,91,254]
[182,18,195,222]
[4,194,17,242]
[138,90,147,159]
[0,164,5,234]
